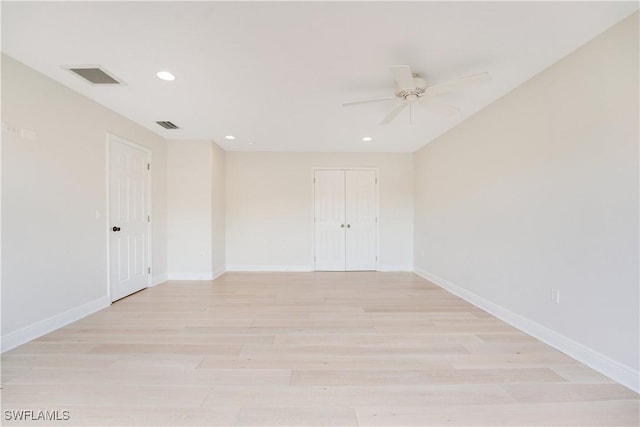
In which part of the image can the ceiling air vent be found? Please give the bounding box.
[65,66,124,85]
[156,121,179,130]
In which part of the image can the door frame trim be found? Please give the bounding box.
[311,167,379,271]
[106,133,153,302]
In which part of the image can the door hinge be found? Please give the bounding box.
[375,177,378,184]
[147,267,151,274]
[147,215,150,222]
[147,163,150,170]
[314,256,316,261]
[313,177,316,184]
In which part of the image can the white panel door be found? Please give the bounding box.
[314,170,346,271]
[345,170,377,271]
[314,169,377,271]
[109,136,150,302]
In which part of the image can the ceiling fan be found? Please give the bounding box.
[342,65,491,125]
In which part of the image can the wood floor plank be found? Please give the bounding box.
[240,343,471,357]
[551,364,618,383]
[501,383,639,403]
[85,342,243,355]
[1,384,211,408]
[200,384,516,407]
[197,354,454,371]
[1,271,636,426]
[355,400,640,426]
[290,368,567,386]
[58,406,239,427]
[449,352,578,369]
[4,366,291,387]
[273,332,484,346]
[235,407,358,426]
[36,332,275,345]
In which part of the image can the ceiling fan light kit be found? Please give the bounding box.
[343,65,490,125]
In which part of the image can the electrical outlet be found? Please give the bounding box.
[551,289,561,304]
[20,128,38,141]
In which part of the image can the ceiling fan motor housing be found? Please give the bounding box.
[396,76,426,101]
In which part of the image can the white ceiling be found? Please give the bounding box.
[2,1,637,152]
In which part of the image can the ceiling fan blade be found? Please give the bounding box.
[380,102,408,125]
[420,99,459,116]
[342,96,396,107]
[425,72,491,97]
[390,65,416,90]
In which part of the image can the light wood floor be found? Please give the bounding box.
[2,272,638,426]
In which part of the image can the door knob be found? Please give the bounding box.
[341,224,345,228]
[112,226,121,232]
[347,224,351,228]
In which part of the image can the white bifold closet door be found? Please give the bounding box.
[314,169,377,271]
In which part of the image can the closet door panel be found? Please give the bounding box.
[314,170,346,271]
[345,170,377,271]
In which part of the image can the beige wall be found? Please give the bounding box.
[413,13,638,377]
[211,143,226,276]
[226,152,413,271]
[166,139,225,279]
[166,140,213,279]
[1,54,168,343]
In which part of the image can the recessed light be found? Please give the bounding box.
[225,135,236,140]
[156,71,175,81]
[248,141,255,145]
[362,136,373,142]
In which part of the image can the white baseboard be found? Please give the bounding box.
[414,267,640,393]
[226,265,313,272]
[150,273,168,286]
[1,296,111,353]
[227,265,413,272]
[165,270,226,281]
[167,272,216,280]
[377,265,414,272]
